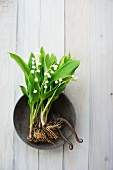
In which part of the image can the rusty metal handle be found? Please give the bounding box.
[58,117,83,143]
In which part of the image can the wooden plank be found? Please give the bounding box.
[89,0,113,169]
[64,0,89,169]
[0,1,17,170]
[13,0,40,170]
[39,1,64,170]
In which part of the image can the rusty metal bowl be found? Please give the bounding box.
[13,93,76,150]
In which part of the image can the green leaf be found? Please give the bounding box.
[55,83,66,96]
[41,85,58,100]
[58,56,65,68]
[28,81,34,103]
[29,72,34,84]
[39,52,44,69]
[28,80,40,104]
[25,76,28,87]
[51,95,59,103]
[41,79,69,101]
[28,53,35,69]
[58,54,72,68]
[19,85,28,96]
[9,53,30,79]
[39,50,49,75]
[49,54,57,65]
[49,59,80,84]
[33,91,40,104]
[40,46,44,53]
[45,54,51,69]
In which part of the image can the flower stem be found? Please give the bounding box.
[29,104,34,138]
[41,85,59,121]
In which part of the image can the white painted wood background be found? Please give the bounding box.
[0,0,113,170]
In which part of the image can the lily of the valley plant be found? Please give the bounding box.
[9,47,83,149]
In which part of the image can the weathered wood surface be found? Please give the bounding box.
[64,0,89,169]
[0,0,113,170]
[89,0,113,169]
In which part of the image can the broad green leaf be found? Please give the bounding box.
[48,84,66,105]
[58,54,72,68]
[41,85,58,100]
[45,54,51,69]
[53,78,71,97]
[50,54,57,65]
[25,76,28,87]
[28,81,34,103]
[40,46,44,53]
[58,56,65,68]
[39,51,49,75]
[55,83,66,96]
[44,53,48,72]
[32,90,40,104]
[9,53,30,79]
[34,82,40,91]
[39,52,44,69]
[19,85,28,96]
[42,86,60,115]
[51,95,59,103]
[41,79,69,101]
[28,81,39,104]
[29,73,34,84]
[28,53,35,69]
[28,98,31,106]
[49,59,80,84]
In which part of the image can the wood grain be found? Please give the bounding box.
[0,1,16,170]
[64,0,90,170]
[13,0,40,170]
[89,0,113,169]
[39,1,64,170]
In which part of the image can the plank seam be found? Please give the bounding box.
[12,0,18,169]
[63,1,65,170]
[39,0,41,48]
[64,0,66,55]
